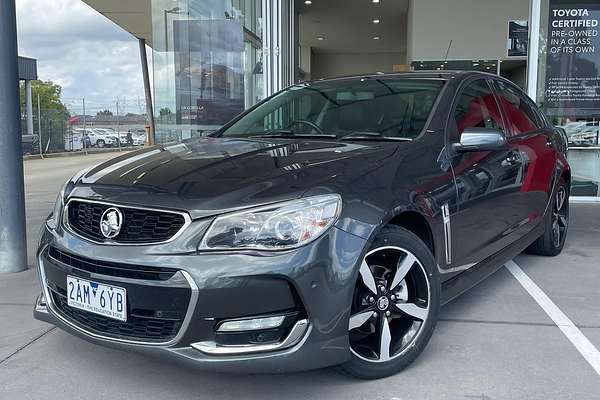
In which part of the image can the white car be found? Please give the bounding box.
[73,128,118,148]
[119,133,146,146]
[569,126,599,146]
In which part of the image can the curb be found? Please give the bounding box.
[23,147,138,161]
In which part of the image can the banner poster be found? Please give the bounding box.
[545,1,600,116]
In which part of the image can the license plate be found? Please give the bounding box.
[66,276,127,322]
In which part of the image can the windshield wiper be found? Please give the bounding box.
[339,131,413,141]
[248,130,337,139]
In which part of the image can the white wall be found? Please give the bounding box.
[311,52,407,79]
[408,0,529,62]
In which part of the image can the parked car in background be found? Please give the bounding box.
[73,128,118,148]
[35,72,570,379]
[21,134,39,155]
[119,132,146,146]
[560,121,588,136]
[568,125,599,146]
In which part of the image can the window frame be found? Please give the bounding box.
[445,77,509,145]
[491,78,546,138]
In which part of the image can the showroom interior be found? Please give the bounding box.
[80,0,600,200]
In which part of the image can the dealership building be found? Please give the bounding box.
[81,0,600,198]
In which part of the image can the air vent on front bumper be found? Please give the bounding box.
[43,247,194,343]
[65,199,188,244]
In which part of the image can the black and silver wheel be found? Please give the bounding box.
[96,139,105,148]
[526,177,569,256]
[340,226,440,379]
[551,185,568,248]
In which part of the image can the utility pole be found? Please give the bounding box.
[0,0,27,273]
[116,98,121,151]
[37,93,43,158]
[82,98,87,155]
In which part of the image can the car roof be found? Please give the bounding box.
[306,70,498,84]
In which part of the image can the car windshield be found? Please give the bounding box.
[220,77,445,140]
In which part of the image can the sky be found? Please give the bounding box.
[16,0,150,115]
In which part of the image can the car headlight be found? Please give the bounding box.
[199,194,342,251]
[45,166,92,231]
[45,181,69,231]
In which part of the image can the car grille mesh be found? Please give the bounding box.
[50,289,181,342]
[67,200,186,244]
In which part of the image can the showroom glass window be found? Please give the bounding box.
[151,0,264,144]
[450,79,505,142]
[536,0,600,197]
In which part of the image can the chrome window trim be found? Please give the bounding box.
[63,197,192,246]
[37,244,199,347]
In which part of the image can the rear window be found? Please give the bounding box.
[221,78,445,140]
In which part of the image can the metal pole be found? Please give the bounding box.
[82,98,87,155]
[527,0,542,100]
[139,38,155,145]
[0,0,27,273]
[37,92,43,159]
[116,98,121,151]
[25,79,33,135]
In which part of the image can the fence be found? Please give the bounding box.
[20,107,150,156]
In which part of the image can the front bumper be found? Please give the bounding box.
[34,221,367,373]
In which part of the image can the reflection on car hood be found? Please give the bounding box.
[70,137,399,219]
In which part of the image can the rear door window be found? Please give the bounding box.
[493,80,542,135]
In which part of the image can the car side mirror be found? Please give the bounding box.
[452,127,507,152]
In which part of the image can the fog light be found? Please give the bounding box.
[217,315,286,332]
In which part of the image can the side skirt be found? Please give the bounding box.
[440,222,544,305]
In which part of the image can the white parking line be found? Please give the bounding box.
[505,260,600,377]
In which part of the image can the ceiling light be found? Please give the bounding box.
[373,19,380,24]
[372,0,380,3]
[472,63,479,66]
[304,0,312,4]
[372,36,380,40]
[316,36,325,41]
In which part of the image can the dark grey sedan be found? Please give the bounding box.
[35,71,570,379]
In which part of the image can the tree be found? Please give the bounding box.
[97,109,113,116]
[19,80,70,152]
[19,80,69,115]
[159,107,173,117]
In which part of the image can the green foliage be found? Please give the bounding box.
[159,107,173,117]
[20,80,69,115]
[97,109,113,116]
[19,80,70,152]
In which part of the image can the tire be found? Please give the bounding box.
[96,139,105,148]
[339,225,441,379]
[525,178,569,256]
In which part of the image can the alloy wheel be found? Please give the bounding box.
[552,187,568,248]
[349,246,431,363]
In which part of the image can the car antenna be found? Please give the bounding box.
[441,40,453,73]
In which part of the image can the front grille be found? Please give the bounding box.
[50,289,181,342]
[66,200,187,244]
[48,246,177,281]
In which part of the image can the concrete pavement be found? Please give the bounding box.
[1,154,599,399]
